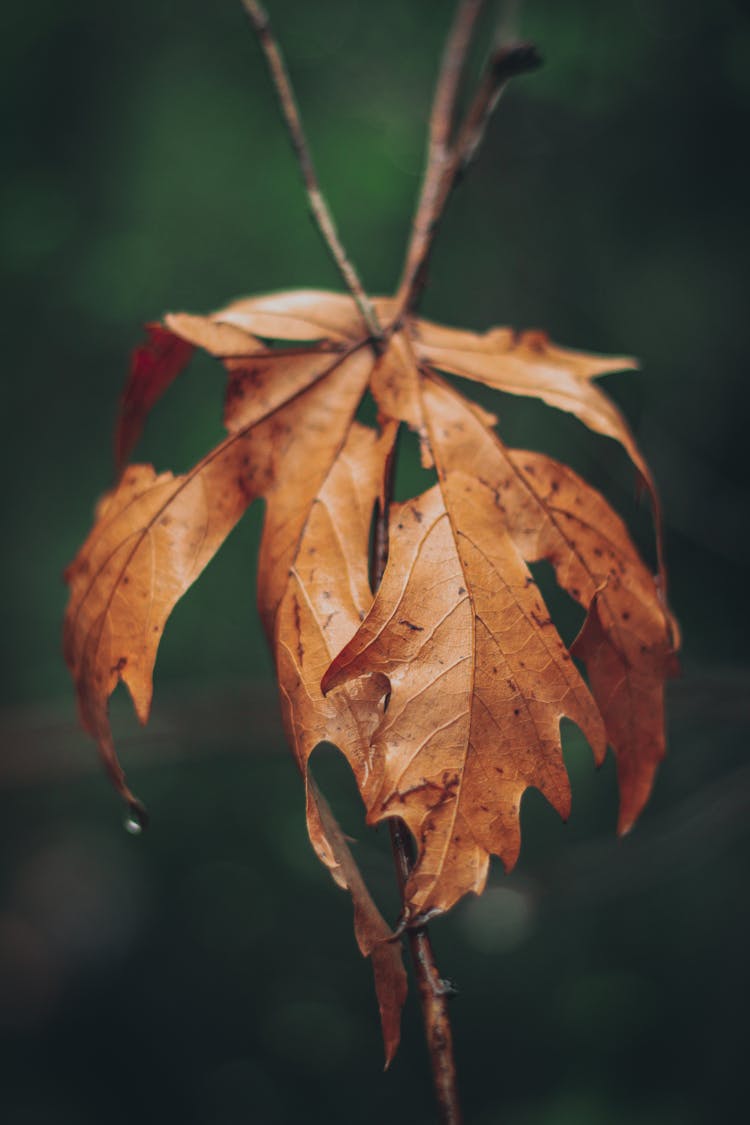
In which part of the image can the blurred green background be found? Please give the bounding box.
[2,0,749,1122]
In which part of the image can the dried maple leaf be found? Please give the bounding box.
[324,372,676,917]
[65,286,676,922]
[62,1,679,1083]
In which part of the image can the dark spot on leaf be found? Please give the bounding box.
[292,596,304,665]
[524,332,547,354]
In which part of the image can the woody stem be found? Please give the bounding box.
[396,0,486,318]
[395,0,541,320]
[242,0,383,346]
[371,430,464,1125]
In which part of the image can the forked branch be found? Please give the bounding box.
[396,0,485,318]
[241,0,383,346]
[396,7,541,318]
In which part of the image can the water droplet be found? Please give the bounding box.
[123,799,149,836]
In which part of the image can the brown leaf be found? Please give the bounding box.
[114,297,357,474]
[412,320,649,484]
[270,420,406,1060]
[420,375,676,834]
[324,475,606,917]
[272,422,393,790]
[64,344,373,802]
[307,783,407,1067]
[571,594,678,835]
[64,454,252,807]
[78,288,679,881]
[68,286,679,1060]
[252,350,375,634]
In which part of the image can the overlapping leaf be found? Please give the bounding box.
[418,375,676,836]
[323,475,607,916]
[268,420,406,1062]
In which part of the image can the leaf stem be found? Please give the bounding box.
[241,0,383,348]
[371,430,464,1125]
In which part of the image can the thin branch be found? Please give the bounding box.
[453,42,542,178]
[396,25,541,319]
[370,430,463,1125]
[429,0,486,153]
[241,0,383,347]
[389,820,463,1125]
[396,0,486,315]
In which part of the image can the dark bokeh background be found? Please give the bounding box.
[2,1,749,1122]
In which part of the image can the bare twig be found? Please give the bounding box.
[370,430,464,1125]
[396,0,486,317]
[389,820,463,1125]
[395,8,541,319]
[452,42,542,179]
[241,0,383,347]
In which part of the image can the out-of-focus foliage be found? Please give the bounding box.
[1,1,748,1122]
